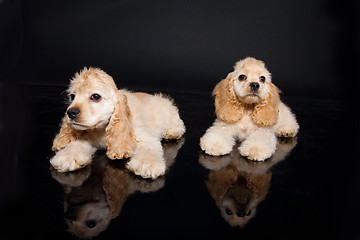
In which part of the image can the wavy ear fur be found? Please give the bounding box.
[251,83,280,126]
[213,72,244,123]
[103,165,129,219]
[52,117,79,151]
[106,92,137,159]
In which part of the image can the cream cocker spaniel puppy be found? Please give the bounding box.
[50,67,186,179]
[200,57,299,160]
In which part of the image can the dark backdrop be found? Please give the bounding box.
[1,1,360,239]
[1,0,359,98]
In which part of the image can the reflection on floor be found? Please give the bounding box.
[200,138,297,228]
[1,84,358,240]
[51,139,183,239]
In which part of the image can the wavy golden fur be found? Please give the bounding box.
[50,67,185,179]
[200,57,299,161]
[105,92,136,159]
[213,66,280,126]
[200,137,297,227]
[51,139,183,238]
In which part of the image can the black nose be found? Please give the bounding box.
[250,82,260,91]
[67,108,80,119]
[237,209,246,217]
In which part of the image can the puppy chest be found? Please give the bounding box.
[234,115,257,134]
[85,131,106,149]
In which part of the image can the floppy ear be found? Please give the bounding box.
[207,168,238,207]
[52,117,79,151]
[251,83,280,126]
[105,92,137,159]
[213,72,244,123]
[246,172,272,203]
[103,165,129,219]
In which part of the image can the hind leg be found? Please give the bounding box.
[276,102,299,138]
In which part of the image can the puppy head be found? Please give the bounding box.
[206,169,258,228]
[66,67,118,130]
[65,200,111,239]
[213,57,280,126]
[232,57,272,104]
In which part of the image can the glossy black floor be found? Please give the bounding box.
[1,84,359,240]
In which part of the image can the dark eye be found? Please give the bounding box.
[239,74,247,81]
[225,208,233,215]
[69,94,75,101]
[90,93,101,101]
[85,220,97,228]
[259,76,266,83]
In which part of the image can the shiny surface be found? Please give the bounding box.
[1,84,358,240]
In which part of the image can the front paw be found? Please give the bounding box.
[126,156,166,179]
[278,136,298,147]
[239,143,275,161]
[276,126,298,138]
[50,150,92,172]
[132,177,165,192]
[200,138,233,156]
[106,148,133,160]
[50,167,91,187]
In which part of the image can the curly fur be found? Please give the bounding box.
[50,67,185,179]
[105,92,136,159]
[200,137,297,227]
[200,57,299,161]
[51,139,183,239]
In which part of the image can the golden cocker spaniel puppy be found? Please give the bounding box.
[199,137,297,227]
[200,57,299,160]
[50,67,186,178]
[51,139,184,239]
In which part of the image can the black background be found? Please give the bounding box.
[1,1,360,239]
[1,0,359,98]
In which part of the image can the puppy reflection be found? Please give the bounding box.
[51,139,184,239]
[200,138,296,227]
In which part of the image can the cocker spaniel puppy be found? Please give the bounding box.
[199,137,297,227]
[51,139,183,239]
[200,57,299,161]
[50,67,186,179]
[51,155,159,239]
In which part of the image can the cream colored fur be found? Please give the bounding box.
[50,67,185,179]
[200,57,299,161]
[51,139,184,238]
[200,137,297,227]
